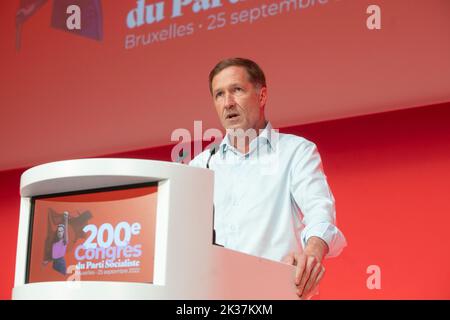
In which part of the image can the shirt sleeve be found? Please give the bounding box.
[290,140,347,258]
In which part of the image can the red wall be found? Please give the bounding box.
[2,0,450,171]
[1,102,449,299]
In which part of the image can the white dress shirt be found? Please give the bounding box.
[189,122,347,262]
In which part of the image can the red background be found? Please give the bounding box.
[1,102,449,299]
[0,0,449,170]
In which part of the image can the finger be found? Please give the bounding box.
[300,266,325,300]
[282,252,295,265]
[300,265,325,299]
[296,256,317,295]
[295,254,307,286]
[301,262,322,298]
[313,265,326,289]
[297,256,317,296]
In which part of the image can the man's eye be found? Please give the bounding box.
[215,92,223,99]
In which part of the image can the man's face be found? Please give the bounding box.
[211,66,267,132]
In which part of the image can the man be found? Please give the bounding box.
[189,58,347,299]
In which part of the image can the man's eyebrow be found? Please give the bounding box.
[213,82,244,95]
[213,88,223,96]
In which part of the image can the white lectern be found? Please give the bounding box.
[13,159,296,299]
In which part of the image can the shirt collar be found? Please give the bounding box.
[219,121,277,155]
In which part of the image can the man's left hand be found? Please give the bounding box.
[282,236,328,299]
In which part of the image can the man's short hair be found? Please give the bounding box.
[208,57,266,94]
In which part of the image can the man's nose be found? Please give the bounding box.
[224,92,236,108]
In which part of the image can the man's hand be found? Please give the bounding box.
[282,236,328,299]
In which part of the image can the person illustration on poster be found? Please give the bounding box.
[43,211,69,275]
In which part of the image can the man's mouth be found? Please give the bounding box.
[226,113,240,120]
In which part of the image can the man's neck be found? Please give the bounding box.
[229,120,268,154]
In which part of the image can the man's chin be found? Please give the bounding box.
[225,124,245,132]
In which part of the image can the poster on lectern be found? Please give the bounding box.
[26,183,158,284]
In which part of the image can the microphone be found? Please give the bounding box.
[206,144,219,169]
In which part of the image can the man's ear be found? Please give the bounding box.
[259,86,268,108]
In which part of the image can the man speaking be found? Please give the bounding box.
[190,58,347,299]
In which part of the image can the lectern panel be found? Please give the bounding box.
[26,183,158,284]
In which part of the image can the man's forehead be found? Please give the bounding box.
[212,66,251,89]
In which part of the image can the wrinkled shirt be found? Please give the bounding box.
[189,122,347,262]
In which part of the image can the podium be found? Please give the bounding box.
[13,159,296,299]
